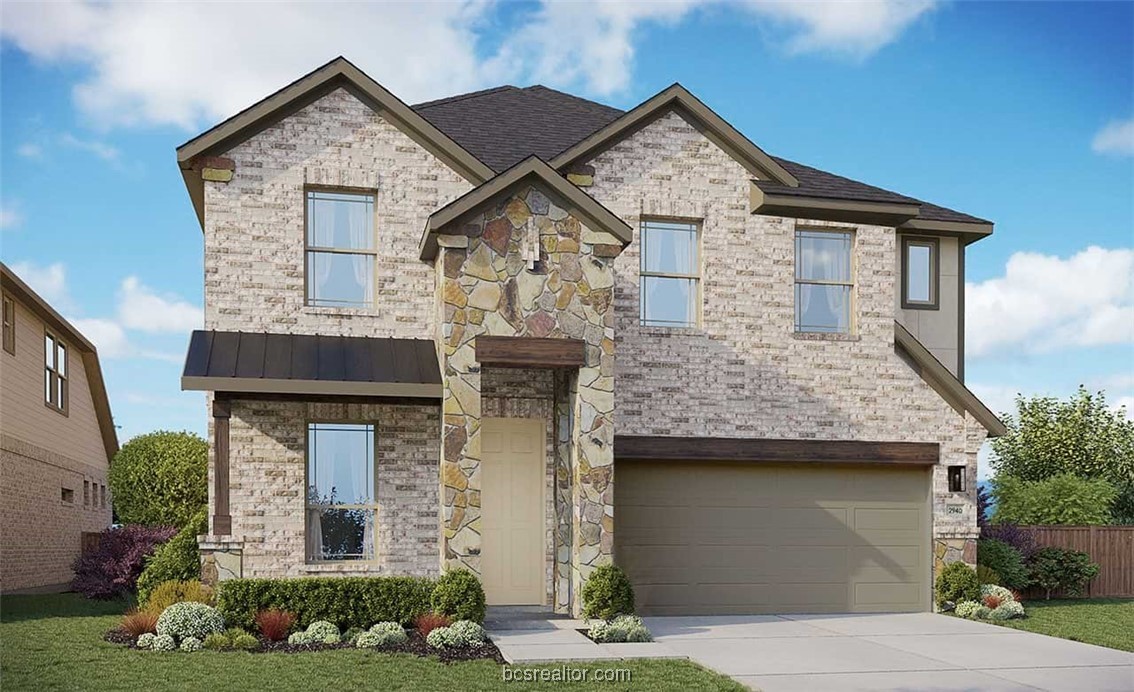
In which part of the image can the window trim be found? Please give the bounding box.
[303,186,379,310]
[638,216,703,329]
[44,329,68,416]
[901,236,940,310]
[304,420,379,564]
[2,294,14,355]
[793,226,857,335]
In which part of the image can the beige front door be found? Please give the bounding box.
[481,418,545,605]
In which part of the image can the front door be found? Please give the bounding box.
[481,417,544,605]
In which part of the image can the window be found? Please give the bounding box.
[306,423,377,562]
[902,237,939,309]
[44,332,67,413]
[948,465,966,493]
[305,190,377,308]
[84,481,90,506]
[639,219,700,328]
[61,487,74,504]
[795,229,855,334]
[2,295,14,355]
[101,484,107,508]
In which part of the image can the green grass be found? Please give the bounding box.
[989,598,1134,652]
[1,594,743,691]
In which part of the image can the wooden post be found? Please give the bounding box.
[212,398,232,535]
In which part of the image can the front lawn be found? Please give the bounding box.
[987,598,1134,652]
[1,594,743,691]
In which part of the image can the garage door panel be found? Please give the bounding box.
[615,461,929,615]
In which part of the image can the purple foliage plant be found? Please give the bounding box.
[71,525,176,599]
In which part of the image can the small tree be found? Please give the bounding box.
[992,474,1117,525]
[109,431,207,528]
[1028,547,1099,599]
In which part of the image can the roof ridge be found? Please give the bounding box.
[522,85,624,116]
[413,85,519,109]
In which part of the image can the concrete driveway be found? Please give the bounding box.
[645,613,1133,692]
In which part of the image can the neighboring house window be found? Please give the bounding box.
[84,481,90,506]
[306,422,377,562]
[902,236,939,309]
[2,295,14,355]
[101,484,107,508]
[44,331,67,413]
[61,487,74,504]
[305,190,377,308]
[795,228,855,334]
[639,219,700,328]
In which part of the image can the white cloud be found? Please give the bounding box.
[17,143,43,159]
[117,276,202,333]
[8,261,70,308]
[1091,118,1134,157]
[59,132,120,163]
[966,246,1134,357]
[0,0,936,128]
[0,200,23,230]
[69,317,130,357]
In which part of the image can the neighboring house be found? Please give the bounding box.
[179,57,1004,615]
[0,263,117,593]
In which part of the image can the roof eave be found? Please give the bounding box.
[751,185,920,227]
[899,218,995,245]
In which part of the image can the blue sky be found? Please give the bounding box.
[1,1,1131,476]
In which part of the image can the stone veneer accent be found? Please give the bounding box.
[435,185,618,612]
[581,110,983,568]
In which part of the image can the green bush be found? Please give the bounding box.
[217,576,435,630]
[426,620,486,648]
[935,561,979,608]
[137,510,208,604]
[202,633,229,650]
[179,637,203,652]
[992,474,1117,525]
[430,569,486,623]
[976,565,1001,586]
[109,431,207,528]
[588,615,652,643]
[1028,547,1100,599]
[581,564,635,620]
[230,632,259,651]
[954,600,982,619]
[977,539,1029,591]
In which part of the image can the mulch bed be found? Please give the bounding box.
[104,628,505,664]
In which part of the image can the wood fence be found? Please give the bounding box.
[1019,525,1134,598]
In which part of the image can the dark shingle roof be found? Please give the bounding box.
[414,86,988,226]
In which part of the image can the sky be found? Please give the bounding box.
[1,1,1131,478]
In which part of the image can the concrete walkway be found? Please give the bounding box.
[486,612,1134,691]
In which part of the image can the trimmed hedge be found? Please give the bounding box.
[431,569,486,623]
[217,577,435,630]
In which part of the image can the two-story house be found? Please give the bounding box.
[1,263,117,593]
[179,58,1003,615]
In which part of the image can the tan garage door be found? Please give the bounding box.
[615,461,931,615]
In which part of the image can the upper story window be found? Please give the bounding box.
[639,219,700,328]
[44,331,67,414]
[795,228,855,334]
[305,190,377,308]
[902,236,939,310]
[2,294,14,355]
[306,422,377,562]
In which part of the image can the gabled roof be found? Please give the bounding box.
[549,84,799,187]
[0,263,119,462]
[895,321,1006,437]
[176,56,495,227]
[420,156,633,260]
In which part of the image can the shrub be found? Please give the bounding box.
[355,631,382,648]
[581,564,635,620]
[231,633,259,650]
[988,601,1025,620]
[287,631,313,646]
[977,539,1029,591]
[202,633,230,650]
[156,602,225,641]
[254,608,296,641]
[431,569,486,624]
[992,474,1118,526]
[588,615,652,643]
[180,637,203,652]
[137,510,208,604]
[109,431,208,528]
[344,627,364,645]
[982,523,1038,561]
[143,580,214,615]
[976,565,1001,586]
[934,561,980,609]
[71,525,177,599]
[305,620,339,643]
[136,633,156,649]
[121,608,159,636]
[367,622,408,647]
[218,576,434,630]
[982,593,1004,609]
[151,634,177,652]
[1028,547,1099,599]
[981,584,1015,603]
[414,612,452,637]
[954,601,982,619]
[426,620,485,648]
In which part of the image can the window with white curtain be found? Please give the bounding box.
[305,190,376,308]
[306,423,377,562]
[794,229,855,334]
[639,219,700,328]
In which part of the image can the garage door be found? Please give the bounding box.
[615,461,930,615]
